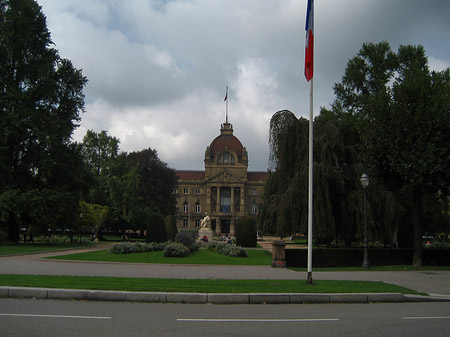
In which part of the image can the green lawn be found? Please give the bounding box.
[0,243,89,256]
[47,248,273,265]
[0,274,419,294]
[290,265,450,272]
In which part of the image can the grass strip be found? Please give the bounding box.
[0,274,419,294]
[290,265,450,272]
[0,243,89,256]
[47,249,273,266]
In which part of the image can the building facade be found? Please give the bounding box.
[175,122,267,235]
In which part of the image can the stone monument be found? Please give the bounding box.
[198,213,214,243]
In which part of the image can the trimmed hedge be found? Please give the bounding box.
[235,216,257,247]
[285,248,450,267]
[146,212,167,243]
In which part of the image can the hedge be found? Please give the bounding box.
[285,248,450,268]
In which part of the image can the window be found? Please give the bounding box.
[195,219,201,228]
[183,219,189,228]
[183,204,189,213]
[251,189,257,196]
[220,187,231,213]
[183,188,189,194]
[195,189,201,194]
[195,204,201,213]
[252,204,258,215]
[217,151,235,165]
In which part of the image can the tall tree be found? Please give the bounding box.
[0,0,87,241]
[127,148,178,216]
[332,42,450,265]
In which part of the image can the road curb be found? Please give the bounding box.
[2,287,450,304]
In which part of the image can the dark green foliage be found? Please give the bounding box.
[163,242,189,257]
[127,148,178,216]
[165,215,178,241]
[332,42,450,265]
[146,212,167,243]
[235,216,257,247]
[175,230,199,252]
[0,0,87,241]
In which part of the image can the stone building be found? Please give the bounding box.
[175,121,267,235]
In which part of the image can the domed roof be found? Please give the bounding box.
[209,123,244,160]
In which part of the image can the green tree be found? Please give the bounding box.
[332,42,450,265]
[79,201,109,239]
[0,0,87,241]
[127,148,178,216]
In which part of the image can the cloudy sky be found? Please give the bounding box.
[38,0,450,171]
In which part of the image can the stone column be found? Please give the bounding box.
[271,240,287,268]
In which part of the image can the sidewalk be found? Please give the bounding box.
[1,244,449,304]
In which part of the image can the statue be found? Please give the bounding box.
[200,213,211,229]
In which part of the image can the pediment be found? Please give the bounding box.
[206,170,246,184]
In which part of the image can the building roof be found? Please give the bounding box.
[176,170,205,181]
[208,122,244,160]
[247,171,268,182]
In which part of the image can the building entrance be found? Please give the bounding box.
[220,219,230,234]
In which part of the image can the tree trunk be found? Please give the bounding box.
[412,188,423,267]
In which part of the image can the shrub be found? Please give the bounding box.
[145,242,166,251]
[175,230,199,252]
[146,212,167,243]
[235,216,257,247]
[163,242,190,257]
[107,242,166,254]
[214,243,248,257]
[108,242,136,254]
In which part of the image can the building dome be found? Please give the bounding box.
[208,122,245,160]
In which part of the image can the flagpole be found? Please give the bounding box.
[307,77,313,284]
[304,0,314,285]
[225,86,229,123]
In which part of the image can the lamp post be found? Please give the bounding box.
[360,173,370,269]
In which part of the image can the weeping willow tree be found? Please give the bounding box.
[259,108,396,246]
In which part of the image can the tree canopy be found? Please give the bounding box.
[0,0,87,241]
[258,42,450,266]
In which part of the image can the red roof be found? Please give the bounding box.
[176,170,205,181]
[247,171,268,182]
[209,134,244,159]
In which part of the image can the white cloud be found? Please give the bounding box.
[41,0,450,171]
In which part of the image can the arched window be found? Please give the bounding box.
[217,151,235,165]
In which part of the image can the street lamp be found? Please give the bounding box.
[360,173,370,268]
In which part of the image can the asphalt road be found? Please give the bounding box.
[1,298,449,337]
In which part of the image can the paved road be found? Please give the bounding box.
[2,298,450,337]
[1,245,449,297]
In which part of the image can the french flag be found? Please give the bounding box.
[305,0,314,81]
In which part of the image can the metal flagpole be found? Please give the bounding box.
[304,0,314,285]
[225,86,228,123]
[307,77,313,284]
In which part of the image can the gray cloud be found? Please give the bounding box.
[40,0,450,171]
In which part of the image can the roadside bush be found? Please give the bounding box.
[235,216,257,247]
[163,242,190,257]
